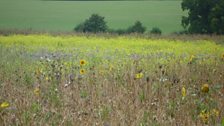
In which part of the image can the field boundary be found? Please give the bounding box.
[0,29,223,44]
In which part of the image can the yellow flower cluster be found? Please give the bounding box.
[80,60,86,75]
[199,110,209,124]
[34,88,40,96]
[199,109,220,124]
[0,102,10,109]
[135,73,143,79]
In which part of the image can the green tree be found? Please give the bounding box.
[74,14,108,33]
[127,21,146,34]
[150,27,162,35]
[209,0,224,34]
[181,0,224,34]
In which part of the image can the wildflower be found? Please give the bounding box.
[34,88,40,96]
[181,86,186,99]
[189,55,196,64]
[64,83,69,88]
[35,68,41,75]
[109,65,113,71]
[80,69,85,75]
[45,76,49,81]
[190,55,195,62]
[201,84,209,93]
[199,110,209,124]
[80,59,86,66]
[135,73,143,79]
[212,109,219,117]
[0,102,10,109]
[159,77,168,82]
[222,53,224,60]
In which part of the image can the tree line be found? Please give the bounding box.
[74,0,224,35]
[74,14,162,35]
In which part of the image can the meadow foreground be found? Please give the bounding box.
[0,34,224,126]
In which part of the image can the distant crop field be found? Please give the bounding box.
[0,0,185,34]
[0,34,224,125]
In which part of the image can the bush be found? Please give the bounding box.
[127,21,146,34]
[75,16,147,35]
[108,21,146,35]
[74,23,85,32]
[108,28,127,35]
[173,30,189,35]
[150,27,162,35]
[74,14,108,33]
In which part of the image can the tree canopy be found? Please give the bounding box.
[181,0,224,34]
[127,21,146,34]
[74,14,107,33]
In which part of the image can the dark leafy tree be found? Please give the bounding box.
[150,27,162,35]
[127,21,146,34]
[181,0,224,34]
[209,0,224,34]
[74,14,108,33]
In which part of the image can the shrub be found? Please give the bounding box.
[74,23,85,32]
[108,28,127,35]
[150,27,162,35]
[173,30,189,35]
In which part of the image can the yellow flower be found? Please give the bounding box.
[135,73,143,79]
[199,110,209,124]
[80,59,86,66]
[45,76,50,81]
[212,109,219,117]
[222,53,224,60]
[181,86,186,98]
[201,84,209,93]
[189,55,195,62]
[80,69,85,74]
[109,65,113,71]
[35,68,42,75]
[0,102,10,109]
[34,88,40,96]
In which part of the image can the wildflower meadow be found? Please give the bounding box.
[0,34,224,125]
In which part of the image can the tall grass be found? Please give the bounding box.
[0,34,224,125]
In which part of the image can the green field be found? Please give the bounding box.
[0,0,185,34]
[0,34,224,125]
